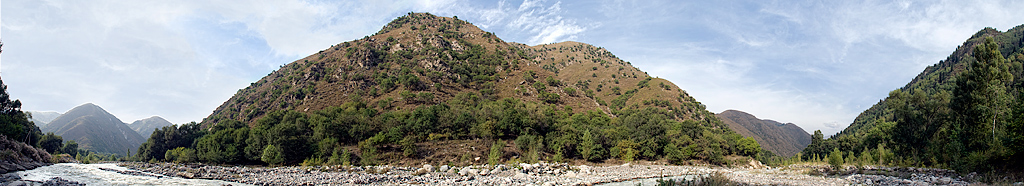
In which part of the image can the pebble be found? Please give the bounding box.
[114,162,984,186]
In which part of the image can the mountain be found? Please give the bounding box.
[27,111,61,127]
[801,25,1024,172]
[128,116,172,138]
[201,13,716,127]
[139,13,754,165]
[716,110,810,157]
[42,103,145,155]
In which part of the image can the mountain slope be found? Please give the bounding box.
[202,12,716,127]
[801,25,1024,172]
[27,111,61,127]
[128,116,173,138]
[143,13,750,165]
[43,103,145,155]
[716,110,810,157]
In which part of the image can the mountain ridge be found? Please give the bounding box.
[717,110,810,157]
[43,103,145,155]
[129,116,173,138]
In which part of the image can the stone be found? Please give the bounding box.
[438,165,449,173]
[459,167,473,176]
[479,168,489,176]
[423,164,434,172]
[514,172,528,178]
[413,168,429,176]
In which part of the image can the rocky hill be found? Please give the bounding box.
[716,110,810,157]
[27,111,61,128]
[42,103,145,155]
[201,13,715,127]
[128,116,173,138]
[138,13,751,166]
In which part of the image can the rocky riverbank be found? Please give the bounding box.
[0,134,52,174]
[0,173,85,186]
[114,161,930,186]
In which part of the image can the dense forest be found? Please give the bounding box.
[801,26,1024,173]
[133,13,761,166]
[138,96,760,166]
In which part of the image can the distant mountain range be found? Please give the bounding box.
[128,116,173,138]
[42,103,145,155]
[716,110,811,157]
[27,111,61,127]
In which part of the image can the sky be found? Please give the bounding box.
[3,0,1024,136]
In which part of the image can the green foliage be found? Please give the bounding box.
[61,140,79,157]
[828,148,844,170]
[38,132,62,154]
[0,78,41,147]
[164,147,197,163]
[261,144,284,166]
[736,137,760,157]
[135,122,204,162]
[488,140,504,165]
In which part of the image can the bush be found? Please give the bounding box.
[828,148,844,170]
[488,140,504,165]
[262,144,284,166]
[165,147,197,163]
[737,137,759,156]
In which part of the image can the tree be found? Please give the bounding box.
[949,37,1012,171]
[38,132,63,154]
[261,144,284,166]
[488,140,504,165]
[828,148,844,170]
[61,140,79,157]
[737,137,760,157]
[0,76,41,146]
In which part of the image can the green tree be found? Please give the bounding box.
[949,37,1012,171]
[0,77,41,146]
[38,132,63,154]
[737,137,760,157]
[579,129,596,161]
[61,140,79,157]
[828,148,844,170]
[261,144,284,166]
[488,140,504,165]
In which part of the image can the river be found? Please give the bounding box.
[12,163,250,185]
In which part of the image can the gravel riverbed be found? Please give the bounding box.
[116,162,978,186]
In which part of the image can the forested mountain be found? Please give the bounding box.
[137,13,760,166]
[27,111,61,127]
[128,116,172,138]
[801,25,1024,172]
[43,103,145,155]
[716,110,810,157]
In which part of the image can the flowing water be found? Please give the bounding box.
[13,163,251,185]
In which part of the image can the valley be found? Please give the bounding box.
[2,3,1024,185]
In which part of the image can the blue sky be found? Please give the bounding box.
[3,0,1024,135]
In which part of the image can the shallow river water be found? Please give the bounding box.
[13,163,250,185]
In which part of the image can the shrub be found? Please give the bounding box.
[828,148,844,170]
[488,140,504,165]
[262,144,284,166]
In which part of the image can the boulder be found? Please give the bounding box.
[438,165,449,173]
[423,164,434,172]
